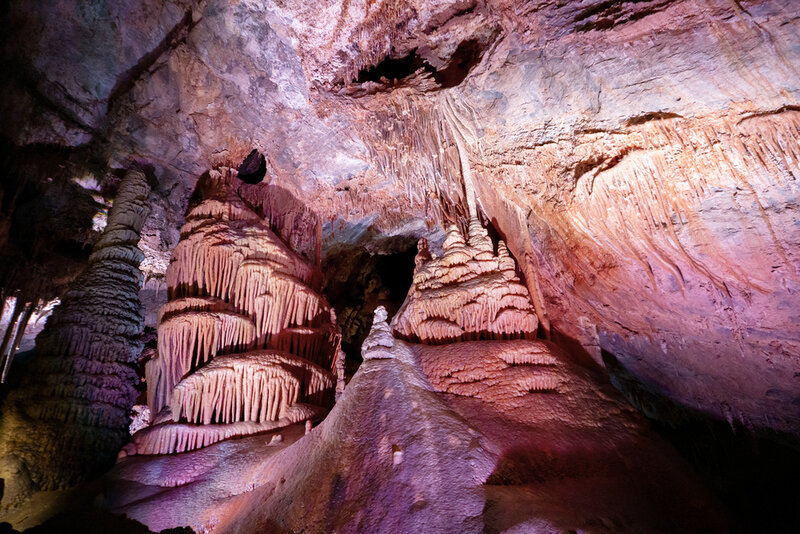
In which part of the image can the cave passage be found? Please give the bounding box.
[355,38,486,89]
[322,244,417,377]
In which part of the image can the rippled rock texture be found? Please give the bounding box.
[0,170,151,506]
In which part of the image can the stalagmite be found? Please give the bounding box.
[392,219,538,344]
[130,169,338,454]
[0,169,151,504]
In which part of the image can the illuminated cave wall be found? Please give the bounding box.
[0,0,798,531]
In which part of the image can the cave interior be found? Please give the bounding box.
[0,0,799,533]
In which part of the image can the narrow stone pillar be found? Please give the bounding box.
[0,169,151,507]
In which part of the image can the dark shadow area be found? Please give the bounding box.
[0,139,100,304]
[356,49,433,84]
[573,0,674,33]
[321,244,417,379]
[354,38,488,89]
[0,510,194,533]
[236,149,266,184]
[430,39,484,89]
[602,349,800,534]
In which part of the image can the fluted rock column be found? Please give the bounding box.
[0,169,151,507]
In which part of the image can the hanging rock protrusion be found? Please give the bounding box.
[131,168,338,455]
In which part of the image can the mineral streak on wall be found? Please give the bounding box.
[130,168,338,455]
[0,169,151,505]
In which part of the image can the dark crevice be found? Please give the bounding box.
[321,244,417,378]
[572,147,635,184]
[356,49,433,84]
[354,38,488,89]
[737,104,800,124]
[574,0,674,33]
[602,349,800,534]
[625,111,682,126]
[430,39,484,88]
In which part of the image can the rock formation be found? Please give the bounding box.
[104,302,726,533]
[0,169,151,505]
[129,169,337,455]
[392,221,539,343]
[0,0,798,530]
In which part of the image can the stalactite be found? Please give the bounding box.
[146,311,257,414]
[0,297,26,381]
[131,169,338,455]
[1,301,34,382]
[169,350,333,425]
[392,219,539,344]
[126,403,325,456]
[0,169,151,504]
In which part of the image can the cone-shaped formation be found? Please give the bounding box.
[0,170,151,502]
[391,220,538,344]
[133,170,337,455]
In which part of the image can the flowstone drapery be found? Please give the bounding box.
[392,220,539,343]
[128,169,338,455]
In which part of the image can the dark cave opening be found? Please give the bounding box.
[354,38,486,89]
[430,39,484,89]
[356,49,433,84]
[236,149,266,184]
[321,243,417,379]
[602,349,800,533]
[0,141,103,306]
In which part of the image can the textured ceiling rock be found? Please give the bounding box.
[0,0,193,145]
[1,0,799,438]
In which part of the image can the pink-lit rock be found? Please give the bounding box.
[104,311,726,533]
[132,170,338,455]
[392,220,539,343]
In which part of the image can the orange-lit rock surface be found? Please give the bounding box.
[129,170,337,455]
[392,221,538,343]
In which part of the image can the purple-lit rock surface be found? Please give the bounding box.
[0,0,798,530]
[3,0,797,436]
[103,313,726,533]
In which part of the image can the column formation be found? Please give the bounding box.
[0,169,151,504]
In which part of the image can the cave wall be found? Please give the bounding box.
[0,0,798,438]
